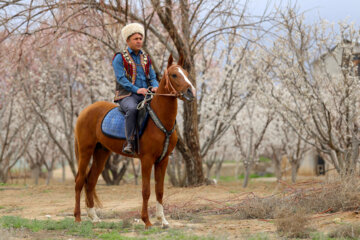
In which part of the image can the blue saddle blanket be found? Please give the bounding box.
[101,107,148,139]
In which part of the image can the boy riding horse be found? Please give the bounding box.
[112,23,158,154]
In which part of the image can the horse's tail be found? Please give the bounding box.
[74,135,79,183]
[84,180,102,208]
[82,144,102,208]
[84,173,103,208]
[74,134,81,183]
[74,135,80,165]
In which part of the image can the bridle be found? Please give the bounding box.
[162,68,181,97]
[149,67,186,97]
[136,66,186,110]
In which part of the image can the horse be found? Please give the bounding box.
[73,55,195,228]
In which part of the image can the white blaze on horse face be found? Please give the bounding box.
[87,208,101,223]
[177,67,196,97]
[156,201,169,228]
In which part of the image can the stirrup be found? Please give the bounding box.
[123,142,134,154]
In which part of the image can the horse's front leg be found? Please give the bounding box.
[154,156,170,228]
[140,156,153,228]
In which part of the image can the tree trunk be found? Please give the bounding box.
[45,157,56,185]
[206,161,215,179]
[31,165,41,185]
[130,158,140,185]
[0,169,8,183]
[274,159,282,181]
[242,164,251,188]
[290,161,298,183]
[167,149,186,187]
[46,170,52,185]
[68,160,77,179]
[167,154,179,186]
[215,161,223,181]
[114,158,130,185]
[177,105,204,185]
[183,64,204,185]
[102,154,130,185]
[66,139,77,178]
[206,165,211,179]
[235,158,241,181]
[176,152,186,186]
[62,159,66,182]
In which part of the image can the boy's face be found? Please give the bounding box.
[126,33,143,52]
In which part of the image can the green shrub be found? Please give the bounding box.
[259,156,271,163]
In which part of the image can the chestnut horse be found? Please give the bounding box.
[73,55,195,228]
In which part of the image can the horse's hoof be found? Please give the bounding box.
[87,208,101,223]
[162,223,170,229]
[75,217,81,222]
[145,223,153,229]
[92,218,102,223]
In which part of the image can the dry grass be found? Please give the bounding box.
[231,177,360,219]
[275,209,310,238]
[231,195,280,219]
[328,223,360,239]
[159,177,360,227]
[169,205,208,223]
[153,178,360,238]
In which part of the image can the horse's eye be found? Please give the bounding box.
[171,74,177,78]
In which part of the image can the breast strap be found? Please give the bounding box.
[145,104,176,164]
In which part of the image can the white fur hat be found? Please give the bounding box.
[121,23,145,41]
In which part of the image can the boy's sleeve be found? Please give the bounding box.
[148,60,159,87]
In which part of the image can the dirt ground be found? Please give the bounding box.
[0,175,359,239]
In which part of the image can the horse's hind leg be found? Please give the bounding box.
[85,144,110,222]
[154,156,170,228]
[74,141,94,222]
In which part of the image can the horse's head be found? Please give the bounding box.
[163,54,196,101]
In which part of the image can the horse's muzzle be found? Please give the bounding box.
[183,88,195,101]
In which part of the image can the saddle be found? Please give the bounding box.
[101,105,149,146]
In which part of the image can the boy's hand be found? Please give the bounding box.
[137,88,148,95]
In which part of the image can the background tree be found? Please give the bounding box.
[283,126,309,183]
[101,154,130,185]
[263,116,309,183]
[0,89,37,183]
[21,39,83,177]
[233,99,273,187]
[167,149,186,187]
[25,127,49,185]
[260,7,360,176]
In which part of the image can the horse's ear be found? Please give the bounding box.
[177,54,184,67]
[167,54,173,69]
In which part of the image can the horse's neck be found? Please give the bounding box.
[150,82,177,130]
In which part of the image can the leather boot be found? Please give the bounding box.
[123,141,134,154]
